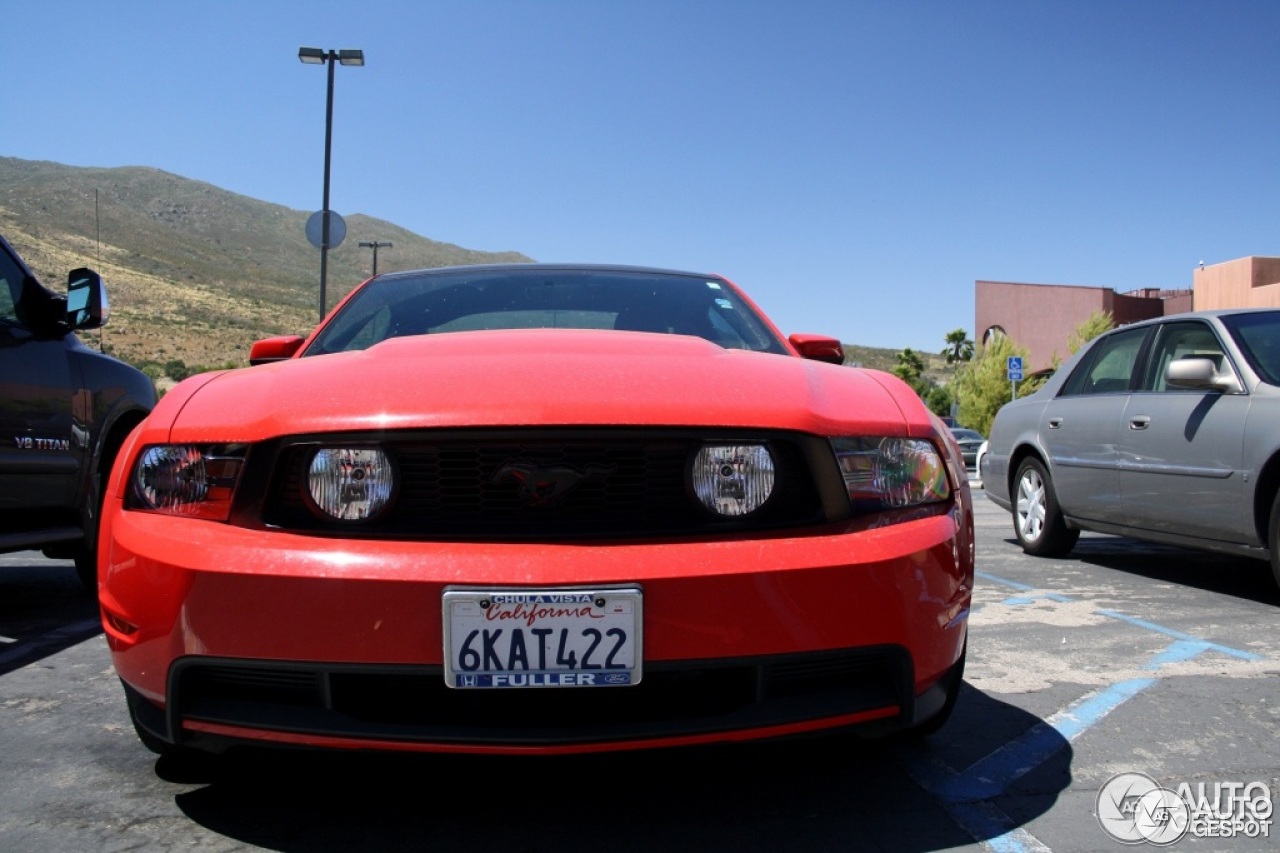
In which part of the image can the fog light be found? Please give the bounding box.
[691,443,775,516]
[307,447,395,521]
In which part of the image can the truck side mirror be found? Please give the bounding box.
[66,268,108,330]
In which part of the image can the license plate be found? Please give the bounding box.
[443,587,642,689]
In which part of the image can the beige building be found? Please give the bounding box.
[1192,256,1280,311]
[975,256,1280,374]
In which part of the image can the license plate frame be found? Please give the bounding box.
[443,586,643,689]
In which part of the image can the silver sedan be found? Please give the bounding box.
[949,427,985,470]
[982,308,1280,592]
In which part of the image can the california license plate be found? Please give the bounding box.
[443,587,642,689]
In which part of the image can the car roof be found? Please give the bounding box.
[375,262,724,283]
[1114,307,1280,330]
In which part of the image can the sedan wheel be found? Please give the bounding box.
[1013,457,1079,557]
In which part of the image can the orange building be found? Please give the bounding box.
[974,256,1280,373]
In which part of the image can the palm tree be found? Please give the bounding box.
[894,347,926,383]
[941,328,974,373]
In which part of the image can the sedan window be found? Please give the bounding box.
[1059,326,1148,396]
[1222,311,1280,385]
[1140,321,1230,392]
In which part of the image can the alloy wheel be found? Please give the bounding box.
[1016,466,1046,543]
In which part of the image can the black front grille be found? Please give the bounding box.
[254,429,836,540]
[165,647,912,748]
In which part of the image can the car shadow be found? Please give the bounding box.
[165,686,1069,852]
[989,525,1280,607]
[1067,535,1280,607]
[0,555,101,677]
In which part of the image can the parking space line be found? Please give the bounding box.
[903,749,1054,853]
[904,571,1262,851]
[969,572,1074,609]
[1096,609,1262,661]
[947,803,1053,853]
[976,572,1259,663]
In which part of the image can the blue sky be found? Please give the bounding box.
[4,0,1279,351]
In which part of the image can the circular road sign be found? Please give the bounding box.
[306,210,347,249]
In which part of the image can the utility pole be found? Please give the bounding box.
[359,240,393,277]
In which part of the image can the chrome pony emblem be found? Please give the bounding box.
[492,462,615,508]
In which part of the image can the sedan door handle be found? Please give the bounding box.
[1047,417,1063,429]
[1129,416,1151,430]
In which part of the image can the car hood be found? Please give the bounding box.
[152,329,933,441]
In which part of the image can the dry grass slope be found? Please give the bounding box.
[1,157,530,369]
[1,156,925,377]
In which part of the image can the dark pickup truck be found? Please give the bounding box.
[0,232,156,587]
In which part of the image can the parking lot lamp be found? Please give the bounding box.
[299,47,365,322]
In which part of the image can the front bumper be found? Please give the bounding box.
[101,505,971,754]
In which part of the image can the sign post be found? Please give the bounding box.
[1007,356,1023,400]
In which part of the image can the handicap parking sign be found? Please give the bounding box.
[1007,356,1023,381]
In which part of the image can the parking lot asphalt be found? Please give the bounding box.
[942,483,1279,851]
[1,483,1277,851]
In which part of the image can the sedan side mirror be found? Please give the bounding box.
[66,268,107,330]
[1165,356,1241,393]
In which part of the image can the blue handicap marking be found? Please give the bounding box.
[901,571,1262,852]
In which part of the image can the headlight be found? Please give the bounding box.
[307,447,395,521]
[690,443,775,517]
[130,444,246,521]
[831,437,950,511]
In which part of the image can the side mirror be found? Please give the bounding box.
[66,267,107,330]
[1166,356,1241,393]
[249,335,306,365]
[789,333,845,365]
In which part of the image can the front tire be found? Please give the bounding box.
[1012,457,1079,557]
[72,546,96,590]
[1267,493,1280,594]
[73,419,137,592]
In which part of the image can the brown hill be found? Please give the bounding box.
[0,156,930,379]
[0,157,530,370]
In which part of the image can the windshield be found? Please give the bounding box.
[1221,311,1280,385]
[303,267,790,357]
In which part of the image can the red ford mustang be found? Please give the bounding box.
[99,264,973,758]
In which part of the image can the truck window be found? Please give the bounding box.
[0,250,24,323]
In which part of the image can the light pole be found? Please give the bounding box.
[359,240,393,276]
[299,46,364,322]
